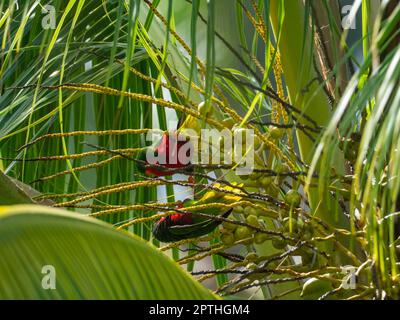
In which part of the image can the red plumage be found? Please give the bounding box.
[145,133,191,176]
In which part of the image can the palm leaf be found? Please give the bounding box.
[0,204,216,299]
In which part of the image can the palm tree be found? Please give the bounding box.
[0,0,399,300]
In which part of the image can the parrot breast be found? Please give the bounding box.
[158,213,193,226]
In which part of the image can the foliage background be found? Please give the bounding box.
[0,0,399,300]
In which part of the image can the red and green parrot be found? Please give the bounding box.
[153,204,233,242]
[136,105,241,242]
[152,183,243,242]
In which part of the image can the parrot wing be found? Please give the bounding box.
[153,209,233,242]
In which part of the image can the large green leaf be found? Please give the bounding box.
[0,205,216,299]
